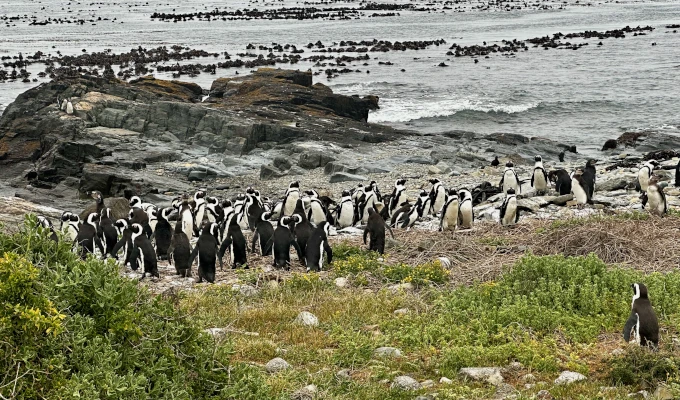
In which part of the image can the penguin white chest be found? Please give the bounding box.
[433,188,446,214]
[441,201,459,230]
[182,210,194,239]
[501,198,518,226]
[571,179,588,204]
[503,170,519,192]
[638,168,650,191]
[459,203,473,228]
[283,192,300,216]
[338,203,354,228]
[533,169,547,191]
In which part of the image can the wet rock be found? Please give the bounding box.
[265,357,291,373]
[390,375,421,391]
[294,311,319,327]
[459,367,504,385]
[374,347,402,358]
[602,139,618,151]
[329,172,367,183]
[554,371,586,385]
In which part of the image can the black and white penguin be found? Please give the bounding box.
[130,223,159,279]
[59,96,68,111]
[234,194,251,231]
[179,197,194,241]
[364,207,394,254]
[246,188,265,230]
[292,200,313,260]
[99,208,118,258]
[65,98,74,115]
[305,221,333,272]
[282,181,301,216]
[439,189,459,232]
[389,179,408,217]
[675,159,680,187]
[458,189,474,229]
[252,212,275,256]
[129,196,153,238]
[189,223,222,283]
[499,162,521,195]
[417,189,432,218]
[88,190,106,216]
[305,190,328,226]
[638,161,658,192]
[370,181,382,202]
[581,159,597,200]
[168,219,192,277]
[335,190,355,229]
[429,178,446,216]
[218,214,248,269]
[37,215,59,242]
[548,169,572,196]
[500,188,519,226]
[531,156,548,195]
[271,216,304,270]
[571,171,589,205]
[153,208,173,260]
[74,213,104,260]
[491,156,500,167]
[357,185,379,224]
[623,283,659,347]
[394,198,420,230]
[193,190,207,232]
[643,175,667,216]
[112,219,134,268]
[206,196,224,224]
[60,211,75,241]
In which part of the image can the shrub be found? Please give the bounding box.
[383,260,450,286]
[608,347,680,386]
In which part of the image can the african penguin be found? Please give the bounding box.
[305,190,328,226]
[548,169,572,196]
[623,283,659,347]
[99,208,118,258]
[395,198,420,230]
[130,223,159,279]
[491,156,500,167]
[440,189,459,232]
[675,159,680,187]
[389,179,408,217]
[168,219,192,277]
[581,159,597,200]
[65,98,74,115]
[358,185,378,224]
[531,156,548,195]
[571,171,589,205]
[271,216,304,270]
[500,188,519,226]
[429,178,446,216]
[218,214,248,269]
[335,190,355,229]
[193,190,207,232]
[499,162,521,195]
[282,181,301,216]
[153,208,173,260]
[417,189,432,218]
[189,223,221,283]
[638,161,657,192]
[206,196,224,224]
[644,175,667,216]
[74,213,104,260]
[179,198,194,241]
[458,189,474,229]
[252,212,275,256]
[305,221,333,272]
[111,219,134,268]
[37,215,59,242]
[370,181,382,202]
[292,200,313,262]
[364,207,394,255]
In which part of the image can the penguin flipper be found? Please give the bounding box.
[623,313,637,342]
[218,237,233,261]
[386,224,395,239]
[251,231,260,254]
[530,172,535,187]
[498,176,505,190]
[499,201,507,220]
[363,226,368,245]
[324,240,333,265]
[111,238,125,257]
[94,236,105,258]
[263,237,274,257]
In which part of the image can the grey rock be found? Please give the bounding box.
[611,348,625,356]
[273,156,292,170]
[628,391,649,399]
[554,371,586,385]
[324,161,365,176]
[374,347,402,358]
[653,386,673,400]
[291,384,317,400]
[390,375,421,391]
[334,277,348,288]
[265,357,291,373]
[294,311,319,327]
[494,383,516,398]
[439,377,453,384]
[459,367,504,385]
[550,194,574,206]
[188,170,207,182]
[393,308,409,316]
[232,284,258,297]
[260,164,286,180]
[329,172,367,183]
[288,166,307,176]
[596,179,629,192]
[336,369,351,381]
[415,396,434,400]
[420,379,434,389]
[299,151,336,169]
[406,155,435,165]
[521,373,536,383]
[536,390,553,400]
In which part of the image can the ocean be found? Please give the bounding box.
[1,0,679,156]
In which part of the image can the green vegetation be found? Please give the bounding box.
[2,216,680,398]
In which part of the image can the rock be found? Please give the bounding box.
[415,396,434,400]
[232,284,258,297]
[298,151,336,169]
[439,377,453,384]
[388,282,414,292]
[374,347,402,358]
[602,139,618,151]
[521,373,536,383]
[596,179,629,192]
[420,379,434,389]
[390,376,421,391]
[428,160,453,175]
[187,170,207,182]
[554,371,586,385]
[536,390,553,400]
[79,197,130,220]
[628,391,649,399]
[288,166,307,176]
[329,172,367,183]
[294,311,319,327]
[506,361,523,372]
[291,384,317,400]
[459,367,504,385]
[550,194,574,206]
[611,348,625,356]
[336,369,351,381]
[324,161,364,175]
[393,308,409,316]
[260,164,285,180]
[273,156,292,170]
[494,383,516,398]
[334,277,348,288]
[265,357,291,373]
[406,155,435,165]
[653,386,673,400]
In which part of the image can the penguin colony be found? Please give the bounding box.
[32,155,671,348]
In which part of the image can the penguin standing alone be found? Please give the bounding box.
[642,175,667,216]
[531,156,548,195]
[499,188,519,226]
[363,207,394,254]
[623,283,659,347]
[305,221,333,272]
[491,156,500,167]
[499,162,521,195]
[439,189,459,232]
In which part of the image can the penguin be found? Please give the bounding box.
[417,189,432,218]
[270,200,284,221]
[581,159,597,200]
[88,190,106,216]
[500,188,519,226]
[389,179,408,217]
[218,214,248,269]
[548,169,572,196]
[129,196,153,238]
[364,207,394,254]
[65,98,74,115]
[99,208,118,258]
[305,221,333,272]
[370,180,382,202]
[153,208,173,260]
[292,200,313,260]
[37,215,58,242]
[440,189,459,232]
[111,219,134,268]
[60,96,68,111]
[305,190,328,226]
[531,156,548,195]
[357,185,378,224]
[147,205,159,236]
[270,216,304,270]
[246,187,265,229]
[491,156,500,167]
[251,212,275,256]
[282,181,301,216]
[675,159,680,187]
[458,189,474,229]
[638,161,658,192]
[395,198,420,229]
[623,283,659,347]
[499,162,521,195]
[233,194,251,231]
[571,171,589,205]
[429,178,446,216]
[75,213,104,260]
[168,219,192,277]
[643,175,667,216]
[206,196,224,224]
[193,190,207,233]
[352,183,365,204]
[60,211,75,240]
[335,190,355,229]
[179,198,194,241]
[130,223,159,279]
[189,223,222,283]
[558,151,565,162]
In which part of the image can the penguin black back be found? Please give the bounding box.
[130,223,159,279]
[549,169,572,196]
[75,213,104,260]
[99,209,118,258]
[363,207,394,255]
[218,214,248,269]
[154,208,173,260]
[252,212,275,256]
[582,159,597,200]
[623,283,659,347]
[168,219,192,277]
[292,200,313,258]
[189,223,221,283]
[272,216,304,270]
[305,221,333,272]
[491,156,500,167]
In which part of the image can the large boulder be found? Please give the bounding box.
[79,197,130,220]
[298,151,336,169]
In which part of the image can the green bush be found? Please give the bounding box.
[383,260,450,286]
[0,216,271,399]
[609,347,680,386]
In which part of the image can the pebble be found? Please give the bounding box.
[374,346,402,358]
[459,367,504,385]
[554,371,586,385]
[420,379,434,389]
[393,308,410,316]
[439,377,453,384]
[390,375,421,390]
[336,369,351,381]
[334,277,348,288]
[294,311,319,327]
[291,384,317,400]
[536,390,553,400]
[265,357,291,373]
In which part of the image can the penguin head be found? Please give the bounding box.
[370,180,378,188]
[632,283,648,300]
[86,213,99,226]
[367,207,376,216]
[115,219,128,230]
[320,221,331,237]
[261,212,272,222]
[294,199,305,214]
[289,181,300,189]
[246,187,256,196]
[364,185,374,194]
[419,189,429,198]
[61,211,72,222]
[534,155,542,162]
[37,216,52,229]
[429,178,441,185]
[586,159,598,167]
[506,188,516,196]
[446,189,458,199]
[373,202,385,213]
[161,207,172,220]
[505,162,514,169]
[69,214,80,223]
[129,196,142,208]
[395,179,407,187]
[206,196,218,206]
[130,223,143,240]
[171,197,182,210]
[304,189,318,198]
[194,190,206,201]
[341,190,351,199]
[291,214,303,225]
[222,199,233,209]
[89,190,103,203]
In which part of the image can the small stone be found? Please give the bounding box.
[291,384,317,400]
[260,164,285,180]
[524,384,535,389]
[494,383,516,398]
[439,377,453,384]
[388,282,414,292]
[294,311,319,327]
[415,396,434,400]
[374,347,402,358]
[393,308,410,316]
[203,327,227,339]
[521,373,536,383]
[232,284,258,297]
[265,357,291,373]
[536,390,553,400]
[390,375,421,390]
[336,369,351,381]
[628,391,649,399]
[334,277,348,288]
[653,385,673,400]
[459,367,504,385]
[554,371,586,385]
[420,379,434,389]
[506,361,523,372]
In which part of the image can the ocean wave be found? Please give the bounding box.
[368,97,540,123]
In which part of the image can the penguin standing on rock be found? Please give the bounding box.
[458,189,474,229]
[364,207,394,254]
[440,189,459,232]
[623,283,659,347]
[75,213,104,260]
[130,223,159,279]
[581,159,597,201]
[642,175,667,216]
[499,162,521,195]
[189,223,222,283]
[500,188,519,226]
[168,220,192,277]
[305,221,333,272]
[638,161,658,192]
[531,156,548,195]
[429,178,446,216]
